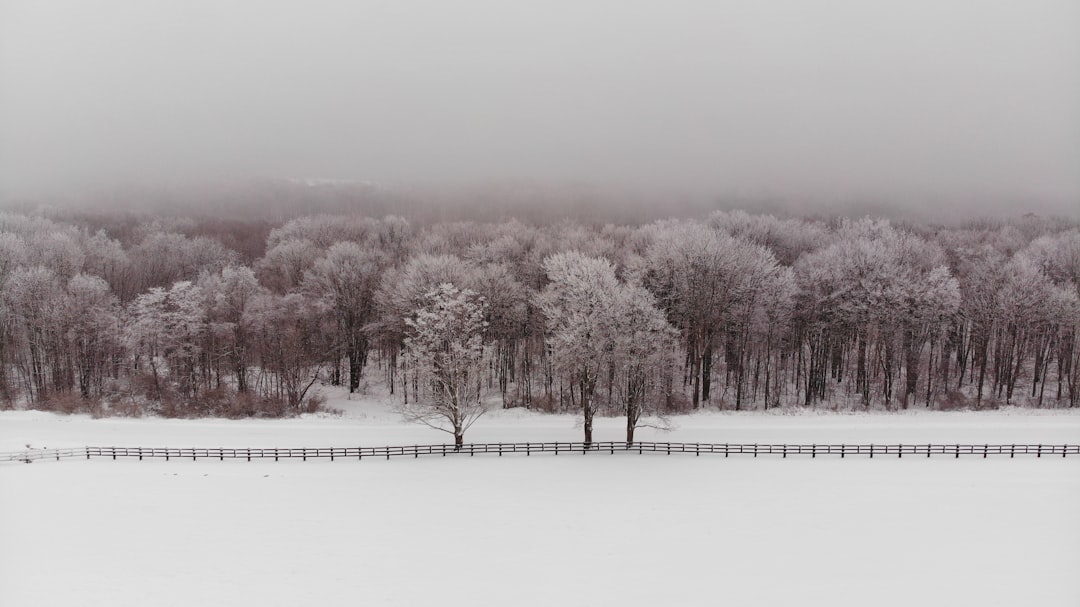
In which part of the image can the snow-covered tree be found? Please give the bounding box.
[245,292,331,410]
[127,280,207,401]
[2,266,65,401]
[401,283,490,448]
[65,274,120,399]
[199,266,264,393]
[537,252,622,444]
[303,242,385,392]
[637,221,782,407]
[256,238,321,294]
[374,254,474,396]
[611,283,678,443]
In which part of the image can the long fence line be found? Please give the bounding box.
[3,442,1079,464]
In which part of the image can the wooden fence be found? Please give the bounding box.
[3,442,1079,464]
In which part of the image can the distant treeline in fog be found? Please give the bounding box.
[0,207,1077,417]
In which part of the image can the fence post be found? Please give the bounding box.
[1010,444,1014,458]
[983,444,988,459]
[782,444,786,459]
[1037,445,1042,458]
[869,444,873,459]
[955,445,959,459]
[138,447,143,461]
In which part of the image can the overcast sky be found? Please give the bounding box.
[1,0,1077,212]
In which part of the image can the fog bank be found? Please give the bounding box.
[2,1,1077,213]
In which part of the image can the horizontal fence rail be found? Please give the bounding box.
[3,442,1079,464]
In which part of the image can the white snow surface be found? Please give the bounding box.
[2,390,1079,606]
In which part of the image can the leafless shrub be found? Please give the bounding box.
[938,390,970,411]
[32,393,103,416]
[102,399,145,418]
[301,390,326,414]
[974,397,1001,411]
[529,393,558,413]
[662,391,694,414]
[156,395,186,418]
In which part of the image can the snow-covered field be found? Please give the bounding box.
[2,392,1079,606]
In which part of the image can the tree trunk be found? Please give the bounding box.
[348,348,362,392]
[701,342,713,403]
[582,380,594,445]
[902,326,919,410]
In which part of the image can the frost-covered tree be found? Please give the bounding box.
[256,238,321,294]
[537,252,622,444]
[303,242,385,392]
[611,283,678,443]
[245,292,331,410]
[199,266,264,393]
[401,283,490,448]
[1019,231,1080,406]
[81,230,133,302]
[1,207,1077,414]
[127,281,207,401]
[794,220,960,409]
[638,222,782,407]
[128,231,237,294]
[468,262,530,404]
[66,274,121,399]
[2,266,65,401]
[374,254,474,396]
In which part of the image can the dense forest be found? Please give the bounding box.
[1,206,1077,420]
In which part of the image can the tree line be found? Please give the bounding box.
[1,209,1077,432]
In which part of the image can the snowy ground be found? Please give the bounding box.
[2,390,1079,606]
